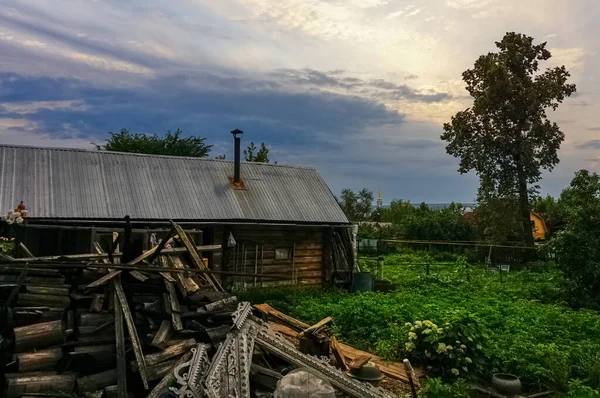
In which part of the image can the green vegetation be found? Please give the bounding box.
[96,128,213,157]
[241,251,600,396]
[442,32,576,247]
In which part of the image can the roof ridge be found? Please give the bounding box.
[0,143,315,171]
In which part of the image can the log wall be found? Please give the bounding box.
[219,225,328,287]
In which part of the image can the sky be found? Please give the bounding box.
[0,0,598,204]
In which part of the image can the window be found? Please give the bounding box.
[275,247,291,260]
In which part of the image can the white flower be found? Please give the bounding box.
[423,328,432,335]
[423,320,434,328]
[15,217,23,224]
[460,345,467,350]
[451,368,460,376]
[405,342,415,352]
[404,322,412,327]
[6,219,13,225]
[447,345,453,351]
[465,357,472,364]
[415,321,423,328]
[436,343,447,354]
[408,332,417,340]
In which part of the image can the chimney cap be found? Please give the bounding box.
[231,129,243,138]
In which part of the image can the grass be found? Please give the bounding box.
[240,250,600,396]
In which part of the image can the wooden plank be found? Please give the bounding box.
[349,355,371,369]
[297,316,333,338]
[253,303,309,331]
[113,278,148,389]
[330,337,348,371]
[114,287,127,398]
[171,222,223,291]
[151,320,173,349]
[141,338,196,367]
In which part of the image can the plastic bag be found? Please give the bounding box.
[274,369,336,398]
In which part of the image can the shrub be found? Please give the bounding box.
[401,312,488,380]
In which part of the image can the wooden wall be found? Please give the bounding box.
[217,225,328,288]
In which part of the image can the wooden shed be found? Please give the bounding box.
[0,140,353,288]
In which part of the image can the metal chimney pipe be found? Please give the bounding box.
[231,129,243,183]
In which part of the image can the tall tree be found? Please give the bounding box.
[96,128,212,157]
[337,189,374,221]
[441,32,576,246]
[244,142,269,163]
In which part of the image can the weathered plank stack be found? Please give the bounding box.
[0,221,399,398]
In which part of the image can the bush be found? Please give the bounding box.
[399,312,488,380]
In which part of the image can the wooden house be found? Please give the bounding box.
[0,135,352,287]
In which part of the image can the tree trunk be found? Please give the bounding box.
[517,171,535,247]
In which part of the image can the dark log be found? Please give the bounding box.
[80,313,114,327]
[76,369,117,392]
[14,308,65,326]
[70,345,116,371]
[25,286,70,296]
[5,373,76,398]
[151,320,173,349]
[146,352,192,398]
[17,294,70,308]
[90,294,105,312]
[0,275,66,285]
[14,347,63,372]
[14,320,65,352]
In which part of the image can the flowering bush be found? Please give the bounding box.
[401,312,488,379]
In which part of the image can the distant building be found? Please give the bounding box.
[376,187,383,209]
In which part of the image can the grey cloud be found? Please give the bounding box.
[576,140,600,149]
[272,68,452,103]
[586,127,600,131]
[404,74,419,80]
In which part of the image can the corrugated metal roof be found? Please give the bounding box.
[0,145,349,224]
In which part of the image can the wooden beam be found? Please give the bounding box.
[330,337,348,371]
[18,243,34,258]
[297,316,332,338]
[114,287,127,398]
[5,244,222,263]
[171,222,223,291]
[113,277,148,389]
[253,303,309,331]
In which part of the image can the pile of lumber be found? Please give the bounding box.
[0,221,402,398]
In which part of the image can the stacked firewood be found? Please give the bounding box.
[0,221,246,397]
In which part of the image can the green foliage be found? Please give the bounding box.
[244,142,269,163]
[441,32,576,247]
[418,378,470,398]
[337,189,374,221]
[96,128,212,157]
[0,240,15,255]
[401,314,487,380]
[553,170,600,306]
[241,252,600,394]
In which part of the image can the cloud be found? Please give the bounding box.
[577,140,600,150]
[271,69,452,103]
[587,127,600,131]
